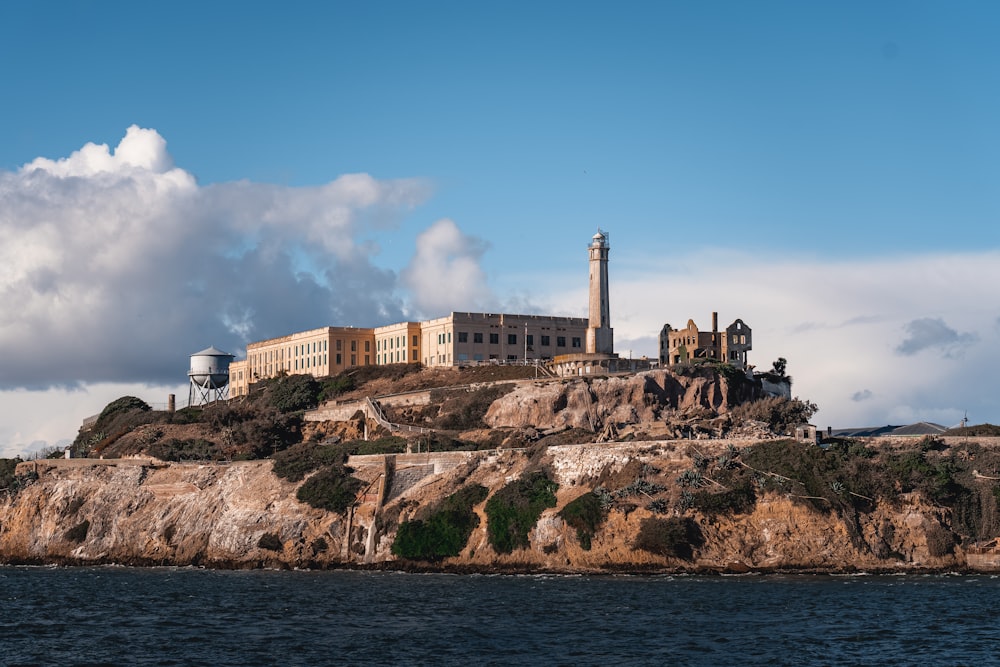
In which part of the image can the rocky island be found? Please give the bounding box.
[3,364,1000,574]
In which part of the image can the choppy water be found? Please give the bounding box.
[2,567,998,666]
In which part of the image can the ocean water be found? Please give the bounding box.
[1,566,998,666]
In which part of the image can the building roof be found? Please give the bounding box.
[192,346,233,358]
[830,422,947,437]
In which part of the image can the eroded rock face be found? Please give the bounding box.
[0,460,347,568]
[0,442,980,573]
[484,370,755,430]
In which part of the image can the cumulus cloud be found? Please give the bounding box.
[894,318,978,357]
[0,126,430,390]
[400,218,495,317]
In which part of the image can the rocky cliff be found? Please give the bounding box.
[3,437,996,573]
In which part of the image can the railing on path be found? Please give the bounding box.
[365,397,432,435]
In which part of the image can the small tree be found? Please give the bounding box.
[770,357,788,377]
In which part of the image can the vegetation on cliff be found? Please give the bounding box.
[558,490,608,550]
[391,484,489,560]
[485,471,559,554]
[270,437,407,514]
[662,437,1000,558]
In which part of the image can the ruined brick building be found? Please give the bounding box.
[658,312,752,369]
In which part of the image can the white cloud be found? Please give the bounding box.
[0,126,430,391]
[540,247,1000,430]
[400,218,495,317]
[0,381,187,459]
[0,127,519,457]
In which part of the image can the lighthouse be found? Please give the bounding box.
[586,230,614,355]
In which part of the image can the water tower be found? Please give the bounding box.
[188,346,235,406]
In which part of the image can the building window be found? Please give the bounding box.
[474,333,483,344]
[351,340,357,352]
[365,355,370,364]
[572,337,582,348]
[413,335,418,347]
[336,340,342,351]
[351,354,357,366]
[336,353,342,365]
[507,355,517,361]
[526,335,534,346]
[365,341,370,352]
[490,333,499,344]
[557,336,566,347]
[541,335,550,346]
[458,332,468,343]
[508,334,517,345]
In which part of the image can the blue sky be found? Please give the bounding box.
[2,1,999,455]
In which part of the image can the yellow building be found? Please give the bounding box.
[374,321,421,365]
[420,312,588,367]
[229,326,375,397]
[229,312,590,397]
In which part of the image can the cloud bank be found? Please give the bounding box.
[578,249,1000,430]
[1,126,439,390]
[2,126,512,456]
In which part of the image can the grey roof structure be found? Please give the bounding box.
[830,422,947,438]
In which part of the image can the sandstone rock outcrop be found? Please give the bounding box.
[0,439,987,573]
[483,369,756,431]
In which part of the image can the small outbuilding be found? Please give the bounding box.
[794,423,819,444]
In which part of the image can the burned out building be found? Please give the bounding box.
[658,312,751,369]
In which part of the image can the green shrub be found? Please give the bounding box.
[319,374,356,402]
[273,442,348,482]
[352,437,407,456]
[147,438,217,462]
[559,491,608,550]
[485,471,558,554]
[296,466,363,513]
[634,517,703,559]
[98,396,151,422]
[0,458,19,493]
[168,407,203,424]
[690,479,756,515]
[76,395,160,455]
[266,374,323,413]
[945,423,1000,437]
[392,484,489,560]
[272,437,406,482]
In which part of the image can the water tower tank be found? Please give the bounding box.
[189,346,234,388]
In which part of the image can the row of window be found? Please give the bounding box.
[378,335,418,351]
[450,332,581,348]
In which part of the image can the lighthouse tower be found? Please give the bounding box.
[586,230,614,355]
